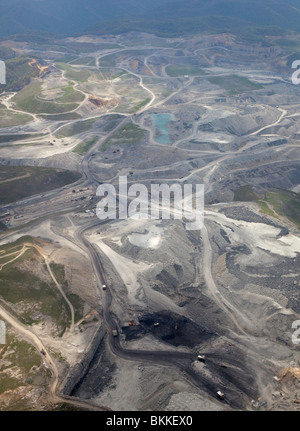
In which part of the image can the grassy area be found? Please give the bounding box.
[0,104,32,128]
[256,200,278,219]
[0,241,71,332]
[57,83,85,104]
[94,69,127,81]
[0,375,21,395]
[101,122,146,152]
[49,263,84,322]
[72,137,98,156]
[50,403,85,411]
[233,185,300,227]
[98,53,120,68]
[49,263,68,288]
[0,331,51,410]
[0,235,34,252]
[67,293,84,323]
[39,112,81,121]
[0,259,69,328]
[262,189,300,228]
[0,166,81,205]
[0,56,42,92]
[59,42,121,54]
[71,57,96,66]
[12,81,80,114]
[272,38,300,54]
[98,50,146,68]
[0,332,41,375]
[131,98,151,112]
[102,114,125,132]
[55,63,91,82]
[7,338,42,373]
[233,185,259,202]
[0,133,45,143]
[207,75,263,95]
[57,55,78,63]
[165,64,206,77]
[56,118,96,138]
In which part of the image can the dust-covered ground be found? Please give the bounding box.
[1,31,300,411]
[73,201,300,411]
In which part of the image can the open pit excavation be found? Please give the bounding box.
[0,27,300,412]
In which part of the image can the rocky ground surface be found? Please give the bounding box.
[0,31,300,411]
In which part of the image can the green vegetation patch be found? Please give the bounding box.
[0,46,16,60]
[0,374,22,395]
[101,122,146,152]
[49,262,68,287]
[255,200,277,219]
[233,185,259,202]
[102,114,125,132]
[72,137,98,156]
[207,75,263,95]
[49,263,84,322]
[0,243,71,331]
[12,81,80,114]
[50,403,85,411]
[0,105,32,128]
[131,98,151,112]
[0,236,35,253]
[71,57,96,66]
[0,133,45,143]
[60,42,122,54]
[56,118,97,138]
[261,189,300,228]
[0,331,51,409]
[0,165,81,205]
[6,338,42,373]
[0,56,42,92]
[98,50,147,68]
[233,185,300,227]
[166,64,206,77]
[0,259,68,327]
[39,112,81,121]
[67,293,84,323]
[55,63,91,82]
[273,38,300,54]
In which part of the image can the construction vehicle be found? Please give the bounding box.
[217,391,225,400]
[197,354,206,362]
[128,320,136,326]
[112,329,118,337]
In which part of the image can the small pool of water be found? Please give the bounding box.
[152,113,173,144]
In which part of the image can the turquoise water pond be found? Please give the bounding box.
[152,113,173,144]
